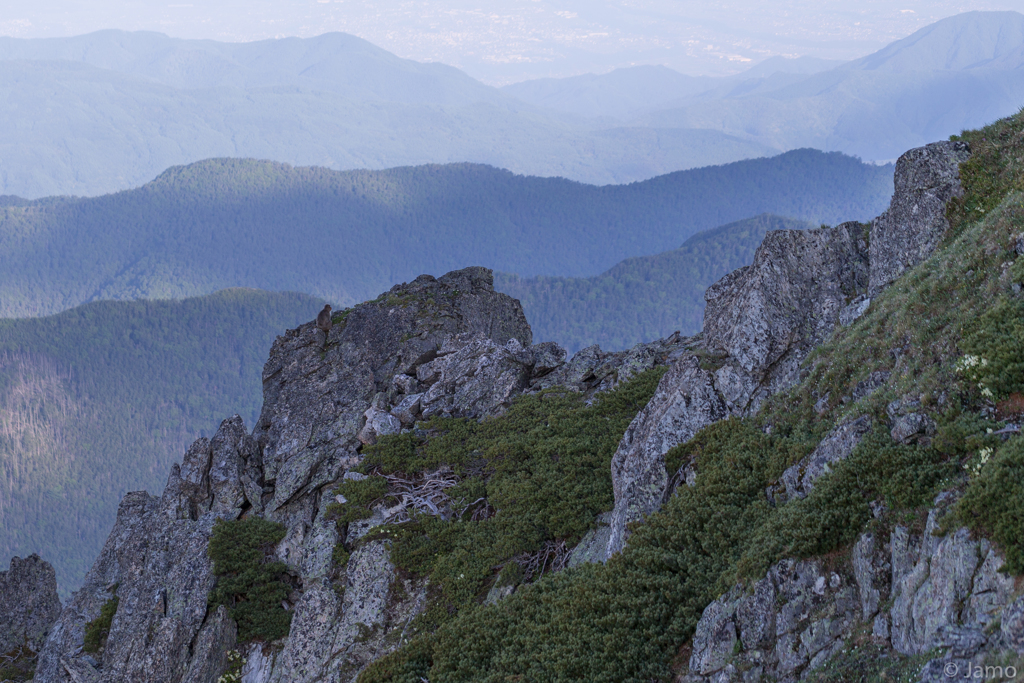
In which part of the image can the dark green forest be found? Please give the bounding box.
[0,289,323,594]
[0,151,893,318]
[497,214,812,353]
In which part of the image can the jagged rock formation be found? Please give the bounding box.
[32,266,689,683]
[682,492,1021,682]
[599,141,968,562]
[869,141,971,296]
[0,554,61,653]
[29,137,1007,683]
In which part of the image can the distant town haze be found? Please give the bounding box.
[2,0,1022,83]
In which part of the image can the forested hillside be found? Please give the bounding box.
[496,214,812,353]
[0,152,893,318]
[0,289,323,594]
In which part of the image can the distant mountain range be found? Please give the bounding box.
[0,152,893,318]
[0,31,771,198]
[0,11,1021,197]
[509,11,1024,164]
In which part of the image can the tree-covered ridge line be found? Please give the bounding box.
[0,151,893,319]
[0,289,324,596]
[496,214,814,353]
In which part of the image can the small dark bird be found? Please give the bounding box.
[316,304,333,349]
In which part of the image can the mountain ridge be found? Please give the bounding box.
[0,151,894,318]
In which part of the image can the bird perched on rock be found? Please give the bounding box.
[316,304,333,349]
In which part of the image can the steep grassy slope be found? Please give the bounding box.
[0,289,324,594]
[496,214,812,353]
[354,114,1024,682]
[0,153,892,318]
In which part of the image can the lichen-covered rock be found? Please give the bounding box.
[35,417,255,683]
[683,559,858,682]
[703,222,870,415]
[869,141,972,295]
[773,415,871,503]
[605,355,727,558]
[888,497,1014,656]
[417,334,533,419]
[531,332,691,397]
[0,554,62,653]
[253,267,531,514]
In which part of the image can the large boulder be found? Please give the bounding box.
[0,554,62,653]
[703,222,870,414]
[869,140,972,295]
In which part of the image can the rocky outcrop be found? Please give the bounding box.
[0,554,61,652]
[869,140,972,295]
[601,223,871,559]
[703,222,870,415]
[770,415,872,504]
[34,266,692,683]
[35,416,254,683]
[682,558,859,682]
[252,267,532,516]
[599,141,973,565]
[605,356,727,557]
[682,493,1022,682]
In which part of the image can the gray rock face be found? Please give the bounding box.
[772,415,871,503]
[0,553,62,652]
[531,332,691,398]
[889,501,1015,656]
[605,356,727,557]
[35,416,256,683]
[703,222,870,415]
[684,559,858,682]
[684,500,1021,683]
[253,267,531,515]
[869,141,972,295]
[417,334,534,419]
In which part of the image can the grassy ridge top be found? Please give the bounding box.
[0,152,892,319]
[0,288,324,594]
[496,214,813,353]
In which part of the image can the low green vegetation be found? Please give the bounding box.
[333,368,665,638]
[0,645,37,682]
[83,594,119,653]
[496,214,812,352]
[208,518,293,643]
[358,112,1024,682]
[954,437,1024,573]
[0,289,323,596]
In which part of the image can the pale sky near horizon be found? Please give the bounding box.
[1,0,1022,83]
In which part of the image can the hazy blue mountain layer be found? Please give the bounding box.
[0,152,893,318]
[0,289,324,595]
[510,11,1024,163]
[0,30,772,198]
[1,12,1020,197]
[496,214,813,354]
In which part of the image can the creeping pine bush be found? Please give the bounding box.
[349,367,667,629]
[208,518,292,642]
[83,594,119,653]
[959,297,1024,400]
[954,436,1024,573]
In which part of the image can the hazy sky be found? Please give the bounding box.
[1,0,1022,83]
